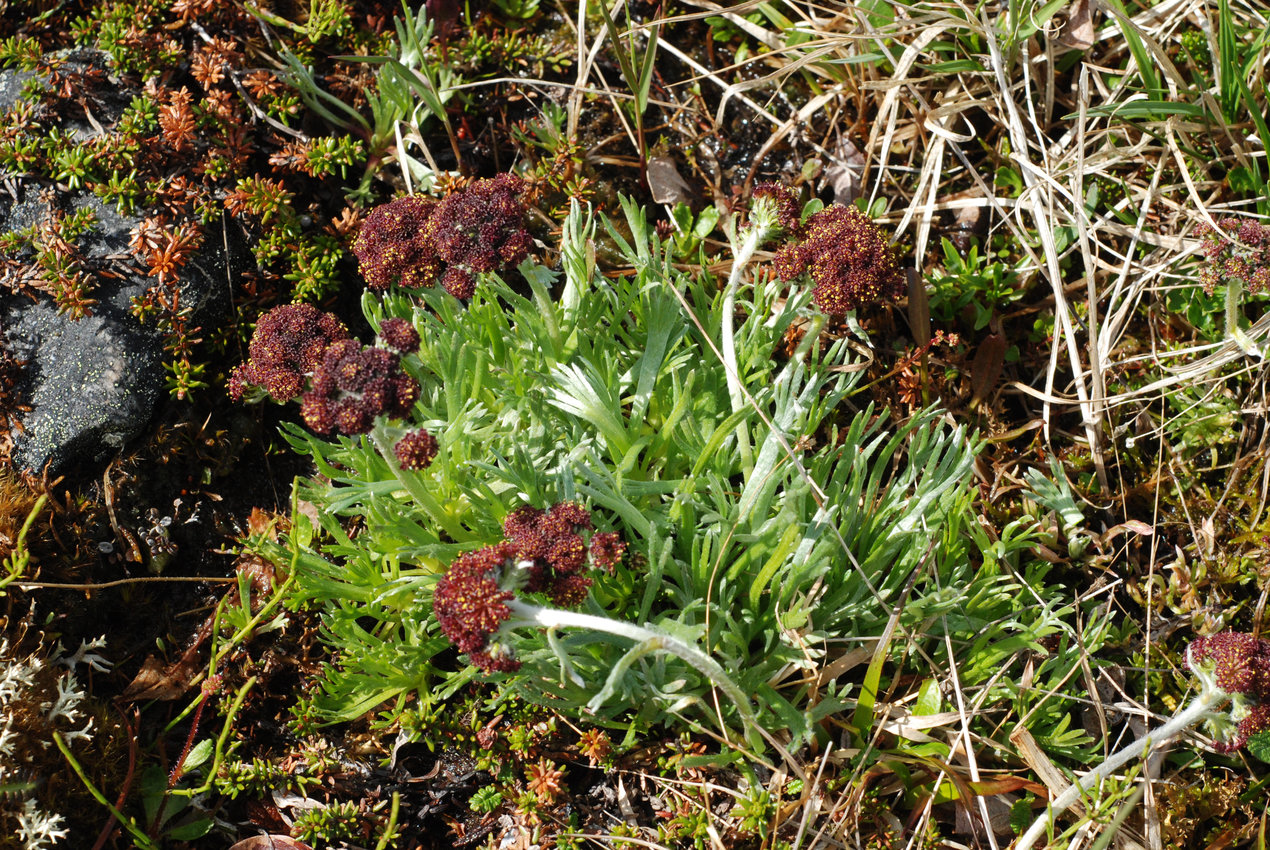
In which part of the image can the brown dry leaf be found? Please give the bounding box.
[967,776,1050,797]
[295,498,320,531]
[228,837,314,850]
[953,792,1017,838]
[499,826,536,850]
[907,268,930,347]
[1058,0,1096,51]
[969,332,1005,408]
[822,136,865,206]
[122,610,215,701]
[236,555,276,603]
[1100,519,1154,545]
[246,506,279,540]
[647,156,692,206]
[120,653,197,701]
[244,799,290,835]
[953,203,986,242]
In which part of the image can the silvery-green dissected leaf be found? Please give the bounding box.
[1023,457,1085,536]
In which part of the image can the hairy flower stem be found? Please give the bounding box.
[1224,278,1263,358]
[1015,688,1229,850]
[720,222,770,475]
[508,599,760,740]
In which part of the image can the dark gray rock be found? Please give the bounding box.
[2,287,164,476]
[1,191,241,478]
[0,52,242,478]
[0,66,37,114]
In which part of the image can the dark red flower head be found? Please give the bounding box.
[546,534,587,573]
[353,176,531,299]
[547,574,593,608]
[589,532,626,571]
[440,266,476,300]
[433,543,519,671]
[500,501,623,605]
[435,506,629,674]
[427,174,532,282]
[1188,632,1270,698]
[1196,217,1270,295]
[503,505,545,538]
[229,303,349,401]
[1188,631,1270,751]
[515,502,591,578]
[467,646,522,673]
[540,501,593,539]
[300,340,419,435]
[394,428,438,470]
[378,317,421,354]
[352,196,444,291]
[752,183,803,235]
[772,204,904,315]
[1225,703,1270,753]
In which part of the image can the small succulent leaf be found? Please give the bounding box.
[915,678,942,716]
[164,817,214,841]
[180,738,214,773]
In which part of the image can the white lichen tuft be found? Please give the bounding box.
[1,637,107,847]
[54,637,111,674]
[48,673,85,726]
[0,641,41,704]
[0,723,17,759]
[15,799,69,850]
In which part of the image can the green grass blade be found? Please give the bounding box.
[636,21,659,109]
[1234,72,1269,213]
[1217,0,1239,120]
[598,0,638,99]
[1100,0,1162,98]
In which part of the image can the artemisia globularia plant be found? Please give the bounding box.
[236,176,1110,757]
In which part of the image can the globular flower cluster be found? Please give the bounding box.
[429,174,534,298]
[502,501,625,607]
[352,175,533,299]
[1196,217,1270,295]
[351,196,442,291]
[299,339,420,436]
[394,428,438,470]
[771,202,904,316]
[432,502,627,672]
[227,304,349,401]
[1187,631,1270,752]
[433,543,521,672]
[229,309,430,443]
[378,317,420,354]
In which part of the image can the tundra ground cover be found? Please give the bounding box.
[1,0,1270,847]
